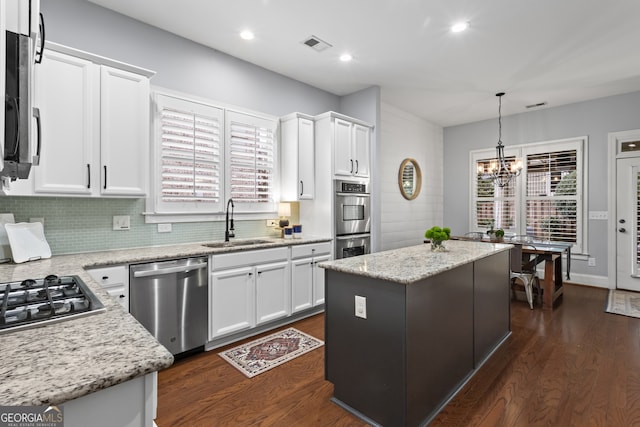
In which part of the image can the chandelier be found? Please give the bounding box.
[477,92,522,187]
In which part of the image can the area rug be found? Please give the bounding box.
[219,328,324,378]
[606,289,640,318]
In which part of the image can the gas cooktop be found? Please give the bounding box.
[0,274,106,334]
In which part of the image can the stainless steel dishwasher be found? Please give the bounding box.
[129,257,208,355]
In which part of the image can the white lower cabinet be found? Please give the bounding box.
[255,260,290,325]
[291,242,332,313]
[209,265,254,340]
[209,247,290,341]
[86,264,129,311]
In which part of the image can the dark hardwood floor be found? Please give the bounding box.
[156,284,640,426]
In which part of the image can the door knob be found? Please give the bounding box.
[619,228,626,232]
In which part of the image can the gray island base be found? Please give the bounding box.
[320,240,512,426]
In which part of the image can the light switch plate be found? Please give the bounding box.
[588,211,608,220]
[355,295,367,319]
[113,215,130,231]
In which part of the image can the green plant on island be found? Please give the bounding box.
[424,226,451,243]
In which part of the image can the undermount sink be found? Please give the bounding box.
[203,239,272,249]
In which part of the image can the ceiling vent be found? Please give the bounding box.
[302,35,332,52]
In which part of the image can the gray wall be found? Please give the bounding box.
[42,0,340,117]
[444,90,640,279]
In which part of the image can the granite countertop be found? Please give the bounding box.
[319,240,512,285]
[0,236,331,406]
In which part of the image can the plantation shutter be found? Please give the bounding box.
[524,148,578,244]
[155,94,223,213]
[226,111,277,212]
[473,154,518,232]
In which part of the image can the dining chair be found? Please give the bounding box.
[508,237,541,309]
[464,231,484,240]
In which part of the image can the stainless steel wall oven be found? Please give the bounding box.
[334,180,371,258]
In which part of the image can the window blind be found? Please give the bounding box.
[470,138,585,253]
[155,94,223,213]
[525,149,577,244]
[227,111,276,208]
[475,156,517,230]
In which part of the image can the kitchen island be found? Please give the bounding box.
[320,240,512,427]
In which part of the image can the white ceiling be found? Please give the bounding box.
[87,0,640,127]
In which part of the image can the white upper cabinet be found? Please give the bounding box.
[280,113,315,200]
[34,50,97,195]
[316,112,372,180]
[100,66,150,196]
[27,44,153,197]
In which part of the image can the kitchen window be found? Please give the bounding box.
[226,111,277,212]
[147,91,278,221]
[470,137,587,253]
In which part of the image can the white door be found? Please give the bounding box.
[616,157,640,291]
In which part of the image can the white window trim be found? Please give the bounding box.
[144,87,281,223]
[469,136,589,255]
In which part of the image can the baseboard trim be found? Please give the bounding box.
[562,272,609,289]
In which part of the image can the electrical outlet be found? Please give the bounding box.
[158,223,172,233]
[266,219,279,227]
[588,257,596,267]
[355,295,367,319]
[113,215,130,231]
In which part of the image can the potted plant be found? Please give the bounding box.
[487,221,505,243]
[425,226,451,252]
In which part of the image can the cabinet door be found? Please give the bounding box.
[100,66,149,196]
[291,257,314,313]
[333,118,353,177]
[86,265,129,312]
[209,266,254,340]
[34,50,98,195]
[353,124,370,178]
[298,118,315,199]
[313,254,330,306]
[256,260,290,325]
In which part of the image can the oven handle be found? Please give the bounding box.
[335,234,371,240]
[132,262,208,278]
[335,192,370,197]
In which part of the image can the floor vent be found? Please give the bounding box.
[302,35,332,52]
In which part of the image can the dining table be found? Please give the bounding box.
[451,235,572,310]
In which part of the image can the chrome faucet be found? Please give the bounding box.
[225,198,235,242]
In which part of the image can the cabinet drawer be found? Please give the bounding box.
[212,247,289,270]
[291,242,332,259]
[87,265,128,287]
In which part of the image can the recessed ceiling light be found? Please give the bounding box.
[340,53,353,62]
[451,21,469,33]
[240,30,255,40]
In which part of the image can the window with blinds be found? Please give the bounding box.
[226,111,277,211]
[525,149,578,244]
[471,137,585,253]
[154,94,224,213]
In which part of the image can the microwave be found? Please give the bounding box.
[2,29,40,180]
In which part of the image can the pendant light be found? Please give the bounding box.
[477,92,522,187]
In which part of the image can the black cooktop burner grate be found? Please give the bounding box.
[0,275,105,333]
